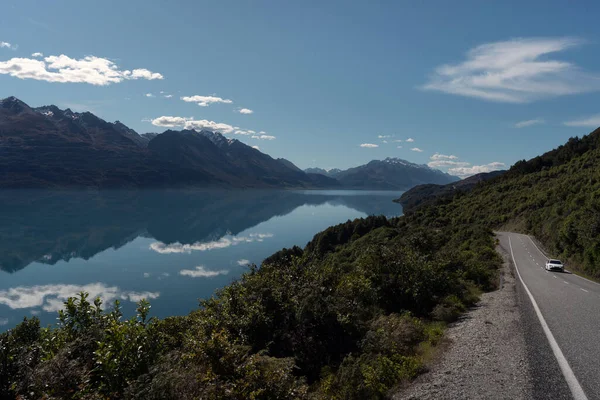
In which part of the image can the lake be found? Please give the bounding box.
[0,189,403,331]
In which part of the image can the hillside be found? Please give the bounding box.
[410,128,600,278]
[396,170,505,213]
[0,97,335,189]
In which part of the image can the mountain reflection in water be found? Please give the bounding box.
[0,189,403,330]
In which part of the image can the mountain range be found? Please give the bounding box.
[0,96,457,189]
[305,158,458,189]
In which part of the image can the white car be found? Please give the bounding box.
[545,259,564,272]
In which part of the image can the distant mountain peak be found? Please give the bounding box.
[382,157,412,166]
[307,157,457,190]
[0,96,31,113]
[1,96,21,103]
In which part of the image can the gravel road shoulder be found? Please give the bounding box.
[393,243,532,399]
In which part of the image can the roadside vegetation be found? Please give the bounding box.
[411,127,600,279]
[0,215,500,399]
[5,124,600,398]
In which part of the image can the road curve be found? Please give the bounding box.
[497,232,600,400]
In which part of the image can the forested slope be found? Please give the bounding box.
[411,127,600,278]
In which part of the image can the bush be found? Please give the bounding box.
[0,212,501,399]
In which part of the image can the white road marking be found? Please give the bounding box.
[581,288,589,293]
[509,236,588,400]
[554,275,557,279]
[564,281,570,285]
[528,235,600,288]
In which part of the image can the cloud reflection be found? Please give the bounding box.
[0,283,160,312]
[150,233,274,254]
[179,265,229,278]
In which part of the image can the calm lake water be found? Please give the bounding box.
[0,190,403,331]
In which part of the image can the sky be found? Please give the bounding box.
[2,1,600,177]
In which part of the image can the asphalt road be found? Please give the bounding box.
[497,232,600,400]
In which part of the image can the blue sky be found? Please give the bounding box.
[2,1,600,176]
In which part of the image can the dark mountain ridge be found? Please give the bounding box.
[1,96,459,191]
[0,97,336,189]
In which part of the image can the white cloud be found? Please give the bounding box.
[179,265,229,278]
[428,153,468,168]
[238,108,254,114]
[0,41,17,50]
[150,116,192,128]
[378,135,392,139]
[430,153,458,161]
[427,153,505,178]
[150,116,236,134]
[150,233,273,254]
[382,140,388,144]
[145,93,154,98]
[411,147,423,152]
[0,54,163,85]
[164,94,173,98]
[448,162,506,178]
[143,272,151,278]
[185,119,236,134]
[0,283,159,312]
[360,143,379,148]
[406,138,415,142]
[423,37,600,103]
[564,114,600,128]
[237,259,250,266]
[150,116,270,137]
[515,118,545,128]
[129,69,163,80]
[393,139,403,143]
[397,145,403,149]
[181,95,233,107]
[252,145,260,150]
[428,160,470,168]
[31,52,43,58]
[251,134,276,140]
[0,318,7,326]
